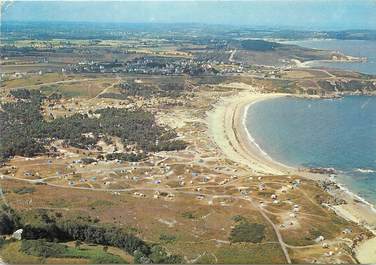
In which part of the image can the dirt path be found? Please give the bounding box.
[91,75,122,100]
[245,197,292,264]
[229,49,237,63]
[7,77,117,91]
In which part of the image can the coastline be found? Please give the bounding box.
[207,91,292,176]
[241,101,293,171]
[291,56,367,69]
[207,90,376,262]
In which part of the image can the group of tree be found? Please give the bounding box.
[0,206,182,263]
[22,221,150,256]
[114,80,187,99]
[0,204,20,235]
[0,88,186,162]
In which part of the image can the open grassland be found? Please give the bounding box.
[39,79,115,98]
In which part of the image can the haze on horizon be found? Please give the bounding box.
[1,0,376,31]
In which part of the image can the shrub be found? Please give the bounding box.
[20,239,66,257]
[229,223,265,243]
[12,187,35,195]
[148,245,183,264]
[81,157,97,165]
[181,211,196,219]
[159,233,176,243]
[0,236,6,247]
[232,215,248,223]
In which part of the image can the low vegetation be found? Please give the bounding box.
[229,216,266,243]
[159,233,177,243]
[20,239,66,257]
[119,80,187,98]
[20,239,126,263]
[12,187,35,195]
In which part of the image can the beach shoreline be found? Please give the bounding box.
[207,91,291,176]
[207,90,376,262]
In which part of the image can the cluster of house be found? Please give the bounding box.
[55,51,247,77]
[64,57,222,76]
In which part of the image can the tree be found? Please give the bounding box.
[0,212,15,235]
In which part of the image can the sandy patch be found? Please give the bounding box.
[356,237,376,263]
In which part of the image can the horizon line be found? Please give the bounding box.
[2,20,376,32]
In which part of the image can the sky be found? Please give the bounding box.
[2,0,376,30]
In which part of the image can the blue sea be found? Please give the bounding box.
[284,39,376,75]
[245,96,376,205]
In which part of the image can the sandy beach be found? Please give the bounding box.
[207,91,292,176]
[207,89,376,262]
[207,90,325,179]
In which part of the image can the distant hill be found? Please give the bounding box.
[240,39,282,51]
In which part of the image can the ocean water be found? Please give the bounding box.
[245,96,376,205]
[285,39,376,75]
